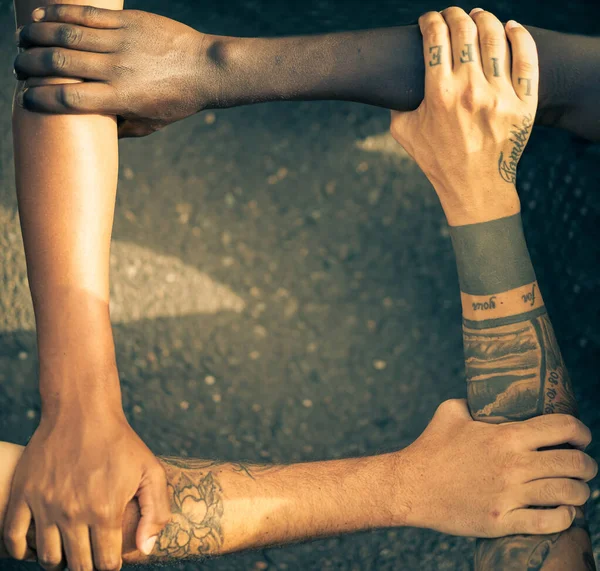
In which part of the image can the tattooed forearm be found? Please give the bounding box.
[464,309,577,422]
[449,213,595,570]
[498,113,533,183]
[150,468,224,561]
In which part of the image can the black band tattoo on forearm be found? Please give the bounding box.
[429,45,442,66]
[498,113,533,183]
[460,43,474,63]
[450,214,536,296]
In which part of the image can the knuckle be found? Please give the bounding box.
[53,5,70,20]
[57,505,77,522]
[429,85,454,109]
[533,511,551,533]
[455,22,476,38]
[460,85,483,111]
[83,5,101,22]
[50,49,68,72]
[38,555,63,569]
[479,33,504,50]
[571,450,586,472]
[3,529,21,548]
[423,22,448,43]
[56,25,83,47]
[59,87,83,110]
[516,60,535,75]
[95,557,122,571]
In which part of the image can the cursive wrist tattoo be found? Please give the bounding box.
[498,113,534,183]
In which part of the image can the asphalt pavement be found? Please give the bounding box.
[0,0,598,569]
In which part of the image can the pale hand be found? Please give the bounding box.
[3,405,171,570]
[400,399,597,538]
[390,7,539,225]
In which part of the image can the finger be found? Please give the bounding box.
[3,498,34,560]
[505,20,539,102]
[18,82,119,114]
[418,11,452,94]
[59,524,93,571]
[470,9,511,83]
[135,466,171,556]
[531,450,598,482]
[14,47,110,81]
[91,523,123,571]
[521,478,590,508]
[506,505,576,535]
[34,519,64,571]
[517,414,592,451]
[117,119,155,139]
[32,4,123,29]
[18,22,120,54]
[440,6,482,75]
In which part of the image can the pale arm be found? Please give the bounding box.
[6,1,171,569]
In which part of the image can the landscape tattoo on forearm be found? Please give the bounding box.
[450,214,595,570]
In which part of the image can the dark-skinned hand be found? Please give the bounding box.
[14,5,216,137]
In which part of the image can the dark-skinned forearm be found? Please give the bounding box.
[448,211,595,570]
[208,26,600,141]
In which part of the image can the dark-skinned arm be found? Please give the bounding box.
[13,5,600,140]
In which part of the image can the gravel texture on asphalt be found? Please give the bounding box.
[0,0,598,569]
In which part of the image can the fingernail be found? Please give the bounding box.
[15,25,24,45]
[32,7,45,21]
[506,20,520,30]
[16,88,27,107]
[142,535,157,555]
[470,7,484,15]
[570,507,577,520]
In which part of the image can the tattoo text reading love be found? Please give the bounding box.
[498,114,533,183]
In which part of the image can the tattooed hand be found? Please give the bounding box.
[401,399,597,538]
[389,7,538,226]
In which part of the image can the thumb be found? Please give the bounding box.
[135,466,171,556]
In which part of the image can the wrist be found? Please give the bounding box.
[449,212,536,297]
[192,31,228,111]
[40,371,124,424]
[433,182,521,227]
[390,446,427,529]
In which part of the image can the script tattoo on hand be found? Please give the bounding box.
[498,113,533,183]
